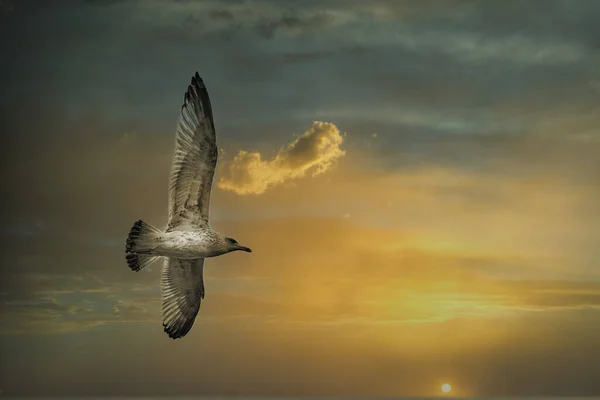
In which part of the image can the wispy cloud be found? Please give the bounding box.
[390,29,587,66]
[254,10,333,39]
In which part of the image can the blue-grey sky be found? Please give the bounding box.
[1,0,599,397]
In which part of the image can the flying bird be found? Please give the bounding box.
[125,72,252,339]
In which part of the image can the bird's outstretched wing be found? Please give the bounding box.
[161,257,205,339]
[167,72,217,230]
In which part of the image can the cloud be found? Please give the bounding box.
[209,9,234,21]
[393,29,587,66]
[200,217,600,325]
[280,50,335,63]
[0,270,162,334]
[4,217,599,336]
[218,121,345,195]
[0,294,101,334]
[0,0,13,12]
[255,10,333,39]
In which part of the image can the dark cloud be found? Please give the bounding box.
[181,12,200,27]
[2,308,600,396]
[0,0,13,12]
[209,9,234,21]
[280,50,334,63]
[255,9,332,39]
[84,0,134,5]
[279,45,371,63]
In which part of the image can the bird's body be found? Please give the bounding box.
[155,230,226,259]
[140,229,248,259]
[124,72,251,339]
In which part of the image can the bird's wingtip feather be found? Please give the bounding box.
[163,323,180,339]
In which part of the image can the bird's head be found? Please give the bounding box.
[224,236,252,253]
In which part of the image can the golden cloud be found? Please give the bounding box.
[218,121,345,195]
[205,217,600,330]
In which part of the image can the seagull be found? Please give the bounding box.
[125,72,252,339]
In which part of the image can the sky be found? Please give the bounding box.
[1,0,600,396]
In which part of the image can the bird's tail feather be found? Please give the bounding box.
[126,219,161,271]
[126,253,159,272]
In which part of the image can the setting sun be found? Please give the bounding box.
[441,383,452,393]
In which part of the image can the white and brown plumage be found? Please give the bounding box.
[125,72,252,339]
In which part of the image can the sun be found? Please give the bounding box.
[441,383,452,394]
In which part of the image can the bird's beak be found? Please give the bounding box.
[238,246,252,253]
